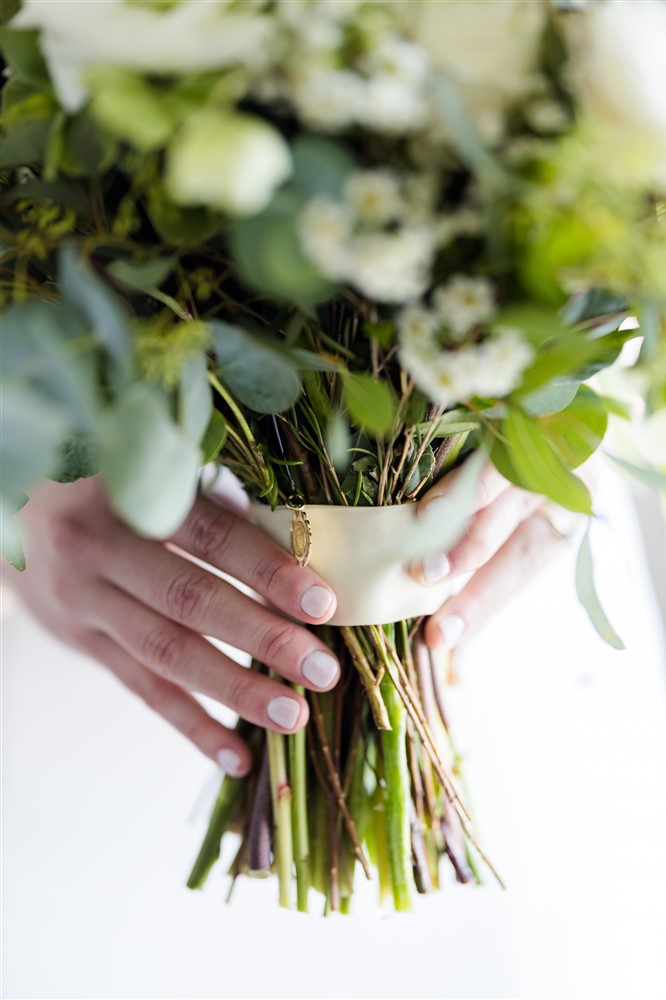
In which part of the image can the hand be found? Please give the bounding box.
[8,476,341,776]
[412,462,574,651]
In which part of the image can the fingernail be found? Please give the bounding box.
[267,695,301,730]
[216,748,244,776]
[424,494,452,519]
[422,551,451,583]
[302,650,339,689]
[438,614,465,650]
[300,585,334,618]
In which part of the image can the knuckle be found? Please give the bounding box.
[180,713,210,751]
[165,570,212,623]
[259,621,296,666]
[188,507,234,564]
[49,516,91,559]
[223,671,254,713]
[141,625,187,679]
[253,557,293,598]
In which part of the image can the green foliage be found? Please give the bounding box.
[537,386,607,469]
[108,256,177,293]
[50,436,100,483]
[201,409,228,464]
[179,354,212,443]
[0,385,68,505]
[98,383,201,537]
[0,27,51,90]
[211,320,303,414]
[0,119,51,167]
[608,455,666,491]
[575,525,624,650]
[290,135,355,198]
[325,411,351,472]
[342,374,397,438]
[85,68,182,151]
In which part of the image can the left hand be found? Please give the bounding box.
[411,462,573,651]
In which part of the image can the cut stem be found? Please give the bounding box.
[288,686,310,912]
[380,673,414,912]
[267,727,293,909]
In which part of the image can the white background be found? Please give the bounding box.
[3,476,666,1000]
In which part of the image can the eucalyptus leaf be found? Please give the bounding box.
[519,381,579,417]
[1,384,68,501]
[342,374,397,437]
[50,436,99,484]
[59,245,134,386]
[211,320,302,414]
[1,178,90,213]
[291,134,355,198]
[99,384,201,537]
[575,525,624,650]
[0,27,50,89]
[1,497,26,571]
[608,455,666,490]
[201,409,228,464]
[108,256,177,293]
[325,411,351,472]
[288,348,346,374]
[0,119,51,167]
[179,354,212,444]
[499,407,593,514]
[537,386,607,469]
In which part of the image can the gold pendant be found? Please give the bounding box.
[287,496,312,568]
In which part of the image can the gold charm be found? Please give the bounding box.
[287,496,312,568]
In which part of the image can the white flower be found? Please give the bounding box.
[11,0,274,112]
[297,197,354,281]
[350,226,435,303]
[291,69,365,131]
[344,170,404,225]
[565,0,666,188]
[397,305,438,348]
[356,75,429,134]
[432,275,496,339]
[361,35,429,86]
[165,110,291,217]
[474,328,535,397]
[412,0,548,139]
[525,98,570,135]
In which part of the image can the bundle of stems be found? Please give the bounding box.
[188,301,502,912]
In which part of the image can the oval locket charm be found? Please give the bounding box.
[287,496,312,567]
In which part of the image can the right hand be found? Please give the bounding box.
[7,475,341,777]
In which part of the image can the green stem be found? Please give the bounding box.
[380,673,414,912]
[267,727,293,910]
[288,686,310,913]
[187,776,244,890]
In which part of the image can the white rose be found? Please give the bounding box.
[11,0,274,111]
[411,0,547,136]
[165,111,292,217]
[565,0,666,188]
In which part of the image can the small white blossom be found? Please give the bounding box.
[397,305,438,347]
[356,75,429,134]
[292,69,365,131]
[350,226,435,302]
[525,98,570,134]
[361,36,429,86]
[344,170,403,225]
[432,275,496,339]
[297,197,354,281]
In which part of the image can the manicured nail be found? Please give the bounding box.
[424,494,452,519]
[438,614,465,650]
[216,748,244,776]
[422,551,451,583]
[302,650,339,689]
[300,585,334,618]
[267,695,301,730]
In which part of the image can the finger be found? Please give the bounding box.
[417,458,510,522]
[410,487,543,585]
[86,631,253,775]
[424,511,566,649]
[99,531,340,692]
[88,584,310,733]
[170,494,337,623]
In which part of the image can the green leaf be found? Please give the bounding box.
[0,27,51,89]
[498,406,593,514]
[575,526,624,650]
[50,436,99,484]
[291,135,355,198]
[1,178,90,213]
[145,181,222,245]
[1,384,68,502]
[210,320,302,414]
[201,409,228,464]
[287,348,345,373]
[99,384,201,537]
[0,119,51,167]
[60,113,118,177]
[86,68,180,151]
[537,386,607,469]
[325,411,351,472]
[519,381,579,417]
[59,246,134,386]
[342,374,397,437]
[179,354,212,444]
[608,455,666,490]
[107,256,177,293]
[230,189,336,308]
[1,497,26,571]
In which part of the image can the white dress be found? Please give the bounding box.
[3,477,666,1000]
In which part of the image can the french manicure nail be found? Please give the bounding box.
[422,551,451,583]
[439,614,465,650]
[267,695,301,730]
[300,585,334,618]
[216,748,244,776]
[302,650,339,689]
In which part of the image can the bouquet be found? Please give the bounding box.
[2,0,665,913]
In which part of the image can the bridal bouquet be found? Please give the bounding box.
[2,0,665,912]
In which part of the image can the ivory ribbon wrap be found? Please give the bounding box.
[251,503,453,627]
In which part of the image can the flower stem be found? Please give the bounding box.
[267,727,293,909]
[288,686,310,912]
[380,673,414,912]
[187,775,244,890]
